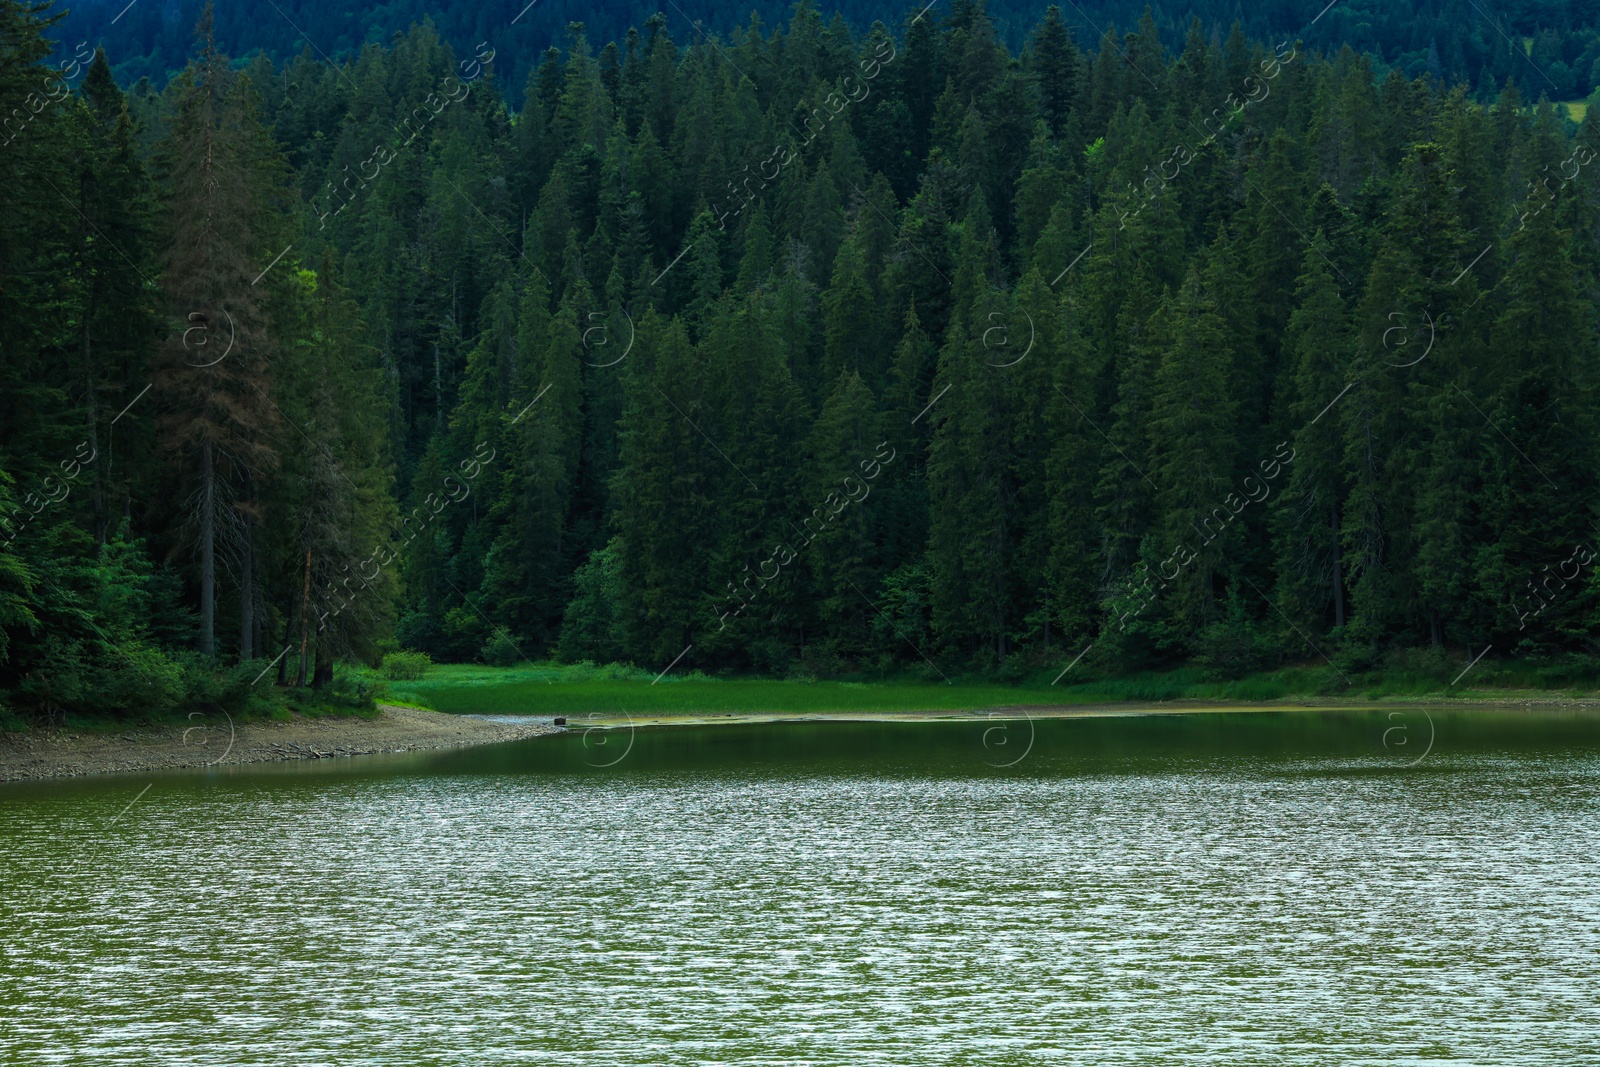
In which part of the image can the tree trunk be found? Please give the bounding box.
[434,341,444,430]
[1331,502,1345,630]
[313,647,334,689]
[298,549,311,686]
[199,439,215,656]
[277,615,292,685]
[251,568,263,662]
[82,284,105,544]
[239,478,254,663]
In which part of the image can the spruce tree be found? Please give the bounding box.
[1476,180,1597,649]
[611,314,720,662]
[799,371,884,660]
[1272,239,1354,633]
[1147,265,1238,626]
[151,7,291,658]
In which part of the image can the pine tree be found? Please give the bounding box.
[926,281,1013,665]
[552,25,611,160]
[700,292,807,669]
[611,314,720,662]
[1041,285,1101,648]
[1272,239,1353,632]
[1089,245,1163,577]
[821,233,881,387]
[279,262,399,683]
[478,273,580,649]
[71,50,160,543]
[1026,6,1082,140]
[1147,265,1238,626]
[1476,179,1597,650]
[799,371,884,659]
[1007,267,1071,653]
[151,7,291,658]
[0,0,88,522]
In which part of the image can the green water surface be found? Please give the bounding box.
[2,708,1597,1065]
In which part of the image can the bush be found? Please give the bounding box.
[437,606,488,663]
[872,559,933,658]
[556,541,628,664]
[480,627,522,667]
[0,698,25,733]
[11,636,192,723]
[1193,589,1279,680]
[548,660,652,682]
[283,671,383,718]
[173,653,283,720]
[382,650,432,680]
[1217,676,1291,701]
[1093,556,1189,674]
[1381,645,1455,685]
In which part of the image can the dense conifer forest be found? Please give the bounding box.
[2,0,1599,723]
[54,0,1600,103]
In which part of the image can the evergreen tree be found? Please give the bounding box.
[611,315,720,662]
[151,7,292,658]
[280,263,399,684]
[1146,265,1238,627]
[72,49,161,544]
[1272,239,1353,633]
[1476,180,1597,649]
[799,371,884,660]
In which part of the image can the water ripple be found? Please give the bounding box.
[2,714,1598,1065]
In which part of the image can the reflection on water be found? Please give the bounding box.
[3,709,1599,1065]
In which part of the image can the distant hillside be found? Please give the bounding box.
[55,0,1600,101]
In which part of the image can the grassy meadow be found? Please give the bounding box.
[370,656,1600,721]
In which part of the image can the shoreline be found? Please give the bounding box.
[0,705,562,783]
[446,696,1600,728]
[6,697,1595,782]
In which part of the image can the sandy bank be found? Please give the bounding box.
[0,705,561,783]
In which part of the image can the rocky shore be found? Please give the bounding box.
[0,705,561,782]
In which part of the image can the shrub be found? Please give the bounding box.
[1218,676,1291,701]
[480,628,522,667]
[436,606,488,663]
[1193,589,1279,680]
[12,636,191,723]
[383,650,432,680]
[1094,557,1189,674]
[284,671,383,718]
[173,653,283,721]
[1382,645,1455,683]
[556,541,628,664]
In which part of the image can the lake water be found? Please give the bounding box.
[3,708,1599,1065]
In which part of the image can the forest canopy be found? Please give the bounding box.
[52,0,1600,104]
[2,0,1599,724]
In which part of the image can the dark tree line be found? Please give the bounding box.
[3,0,1599,724]
[54,0,1600,104]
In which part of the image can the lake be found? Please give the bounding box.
[3,708,1598,1064]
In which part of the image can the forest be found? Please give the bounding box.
[2,0,1598,725]
[55,0,1600,104]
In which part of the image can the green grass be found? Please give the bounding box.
[385,663,1098,717]
[375,656,1600,719]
